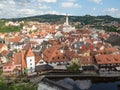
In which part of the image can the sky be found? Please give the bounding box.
[0,0,120,18]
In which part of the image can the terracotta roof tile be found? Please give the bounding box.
[81,56,93,65]
[26,48,34,57]
[10,36,22,42]
[35,54,41,64]
[43,45,67,62]
[14,52,22,65]
[95,54,120,64]
[0,44,4,48]
[3,59,13,66]
[1,50,9,56]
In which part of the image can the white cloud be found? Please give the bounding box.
[61,1,81,8]
[0,4,4,9]
[102,8,120,17]
[93,8,96,11]
[37,0,57,3]
[88,0,102,4]
[38,4,51,9]
[104,8,118,13]
[19,9,37,15]
[47,10,60,14]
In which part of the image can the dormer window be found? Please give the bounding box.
[48,51,50,53]
[39,62,43,64]
[107,58,111,61]
[98,59,101,62]
[114,58,118,61]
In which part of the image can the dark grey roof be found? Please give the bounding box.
[35,64,53,71]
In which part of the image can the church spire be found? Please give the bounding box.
[66,14,69,25]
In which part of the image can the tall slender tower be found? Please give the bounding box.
[66,14,69,25]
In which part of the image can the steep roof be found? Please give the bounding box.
[14,52,22,65]
[26,48,34,57]
[0,44,4,48]
[43,45,67,62]
[21,50,26,69]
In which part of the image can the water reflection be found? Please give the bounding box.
[38,78,120,90]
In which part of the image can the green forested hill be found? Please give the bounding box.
[3,14,120,24]
[0,14,120,33]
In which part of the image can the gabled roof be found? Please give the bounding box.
[26,48,34,57]
[43,45,67,62]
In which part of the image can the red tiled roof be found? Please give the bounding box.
[43,45,67,62]
[65,50,79,59]
[26,48,34,57]
[95,54,120,64]
[3,59,13,66]
[105,47,117,53]
[10,36,22,42]
[81,56,93,65]
[0,44,4,48]
[35,54,41,64]
[21,50,26,69]
[14,52,22,65]
[1,50,9,56]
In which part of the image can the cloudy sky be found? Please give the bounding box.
[0,0,120,18]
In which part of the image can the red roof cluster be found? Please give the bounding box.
[95,54,120,64]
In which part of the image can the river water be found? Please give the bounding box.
[38,78,120,90]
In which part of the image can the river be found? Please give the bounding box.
[38,78,120,90]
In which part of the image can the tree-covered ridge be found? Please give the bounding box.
[0,14,120,33]
[5,14,120,24]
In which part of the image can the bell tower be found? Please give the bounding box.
[66,14,69,25]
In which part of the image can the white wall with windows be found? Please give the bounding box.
[26,56,35,74]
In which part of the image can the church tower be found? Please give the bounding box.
[26,48,35,74]
[66,14,69,25]
[62,14,75,32]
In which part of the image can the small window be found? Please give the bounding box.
[9,67,11,69]
[30,59,32,62]
[107,58,111,61]
[30,63,32,65]
[98,60,101,62]
[58,57,60,59]
[114,58,118,61]
[39,62,43,64]
[30,67,32,69]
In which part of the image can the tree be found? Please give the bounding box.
[67,63,80,72]
[0,70,37,90]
